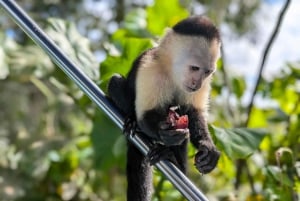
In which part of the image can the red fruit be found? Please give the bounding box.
[175,115,189,129]
[166,106,189,129]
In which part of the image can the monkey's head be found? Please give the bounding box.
[160,15,221,93]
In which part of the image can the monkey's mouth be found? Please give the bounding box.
[185,85,200,92]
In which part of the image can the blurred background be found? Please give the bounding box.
[0,0,299,200]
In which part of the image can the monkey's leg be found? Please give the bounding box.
[170,141,188,173]
[127,142,152,201]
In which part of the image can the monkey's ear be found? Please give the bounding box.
[209,39,222,61]
[157,28,175,48]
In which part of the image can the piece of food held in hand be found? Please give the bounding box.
[166,106,189,129]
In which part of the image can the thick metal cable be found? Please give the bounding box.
[0,1,209,200]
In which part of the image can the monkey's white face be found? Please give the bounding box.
[171,37,219,93]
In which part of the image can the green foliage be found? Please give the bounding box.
[146,0,189,35]
[0,14,103,201]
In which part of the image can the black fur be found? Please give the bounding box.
[108,49,156,201]
[126,143,152,201]
[173,15,220,42]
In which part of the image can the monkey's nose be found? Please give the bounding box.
[192,79,201,89]
[192,80,197,87]
[190,83,198,91]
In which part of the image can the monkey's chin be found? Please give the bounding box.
[185,85,200,93]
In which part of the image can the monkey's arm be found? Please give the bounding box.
[138,108,189,146]
[107,74,135,116]
[188,107,220,174]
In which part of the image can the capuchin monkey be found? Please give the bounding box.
[108,15,221,201]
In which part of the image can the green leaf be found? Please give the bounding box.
[267,108,289,123]
[91,110,126,171]
[266,166,293,187]
[147,0,189,36]
[231,77,246,98]
[46,18,99,80]
[247,107,268,127]
[210,125,268,160]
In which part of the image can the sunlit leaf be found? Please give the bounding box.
[247,107,268,127]
[246,194,264,201]
[267,108,289,123]
[66,149,79,169]
[231,77,246,98]
[217,153,235,178]
[147,0,189,35]
[210,125,267,160]
[46,18,99,80]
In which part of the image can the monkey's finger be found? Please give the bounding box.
[147,145,177,166]
[196,156,219,174]
[159,121,173,130]
[195,147,209,160]
[159,130,189,146]
[196,164,214,174]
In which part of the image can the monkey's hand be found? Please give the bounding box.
[194,141,220,174]
[158,121,189,146]
[156,106,190,146]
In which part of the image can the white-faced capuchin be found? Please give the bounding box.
[108,15,221,201]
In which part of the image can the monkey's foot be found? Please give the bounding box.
[123,116,139,137]
[147,144,178,166]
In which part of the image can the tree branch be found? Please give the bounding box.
[244,0,291,127]
[235,0,291,192]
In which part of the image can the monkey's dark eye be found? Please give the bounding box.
[205,69,211,75]
[190,65,200,71]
